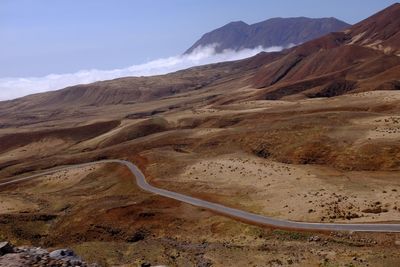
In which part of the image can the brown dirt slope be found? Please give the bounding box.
[251,3,400,99]
[0,120,120,153]
[348,3,400,53]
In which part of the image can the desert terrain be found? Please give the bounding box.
[1,162,400,266]
[0,3,400,266]
[1,89,400,266]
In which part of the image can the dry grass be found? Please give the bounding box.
[1,83,400,265]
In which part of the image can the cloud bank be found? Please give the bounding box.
[0,44,286,101]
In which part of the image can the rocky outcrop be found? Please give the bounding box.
[0,242,98,267]
[0,242,13,256]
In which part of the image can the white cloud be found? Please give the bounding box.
[0,44,286,101]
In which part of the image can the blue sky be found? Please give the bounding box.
[0,0,398,78]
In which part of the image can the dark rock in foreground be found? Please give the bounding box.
[0,242,14,256]
[0,241,98,267]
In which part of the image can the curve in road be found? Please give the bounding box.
[1,159,400,233]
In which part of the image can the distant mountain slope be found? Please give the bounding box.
[0,4,399,121]
[251,3,400,99]
[346,2,400,54]
[185,17,350,54]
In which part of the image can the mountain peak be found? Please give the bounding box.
[226,20,248,26]
[184,17,350,54]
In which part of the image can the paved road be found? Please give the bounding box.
[1,159,400,233]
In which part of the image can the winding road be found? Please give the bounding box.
[1,159,400,233]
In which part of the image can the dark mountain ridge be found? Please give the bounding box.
[184,17,350,54]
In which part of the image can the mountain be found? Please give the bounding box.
[346,2,400,54]
[2,4,398,115]
[250,3,400,99]
[184,17,350,54]
[0,3,398,127]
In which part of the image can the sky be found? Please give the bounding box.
[0,0,397,100]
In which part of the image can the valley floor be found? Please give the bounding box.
[1,91,400,266]
[0,163,400,266]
